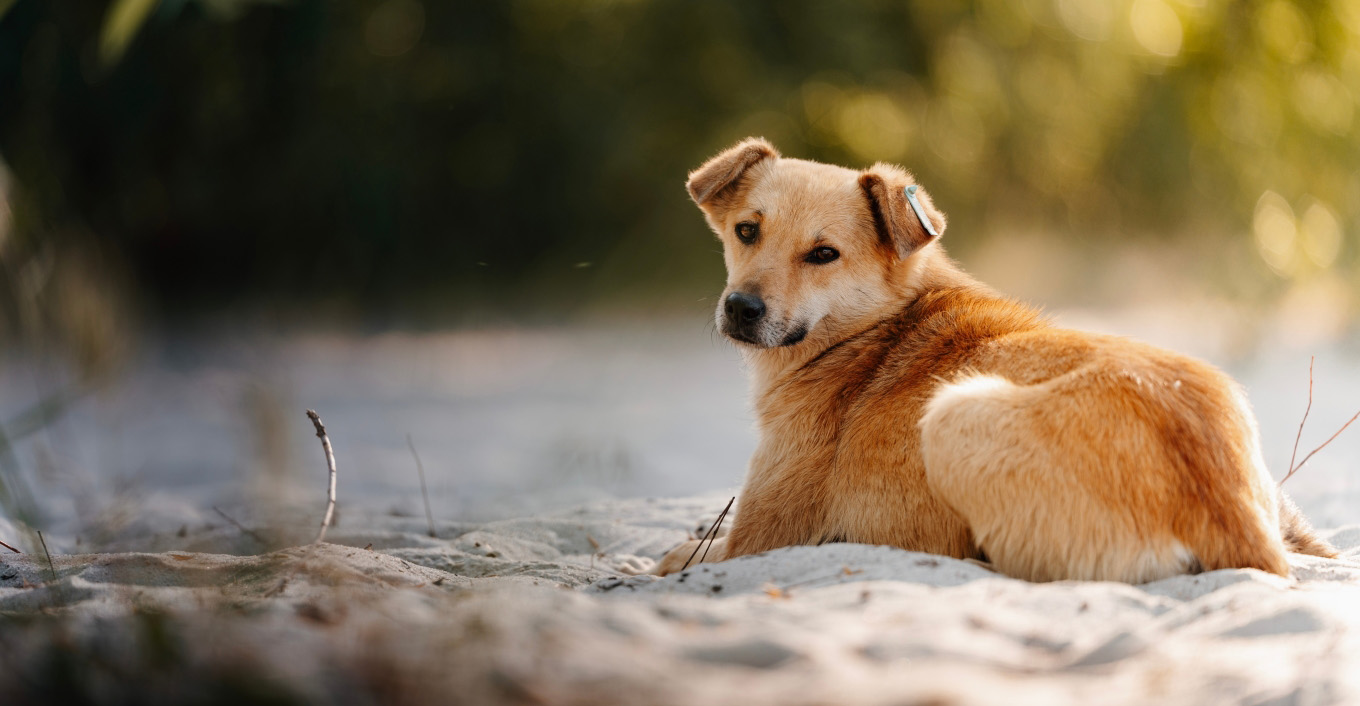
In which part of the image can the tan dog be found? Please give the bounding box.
[656,137,1336,583]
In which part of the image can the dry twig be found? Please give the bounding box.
[36,530,56,582]
[0,537,18,553]
[406,433,437,538]
[0,386,87,546]
[1281,358,1360,486]
[681,496,735,572]
[212,506,268,547]
[307,409,338,544]
[1286,356,1315,476]
[700,500,733,564]
[1282,411,1360,485]
[587,533,603,569]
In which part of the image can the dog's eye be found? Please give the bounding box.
[735,222,758,244]
[806,246,840,264]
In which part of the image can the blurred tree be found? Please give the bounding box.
[0,0,1355,321]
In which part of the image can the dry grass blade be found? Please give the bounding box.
[406,433,437,538]
[1287,356,1315,477]
[762,582,789,599]
[1280,357,1360,486]
[307,409,338,544]
[37,530,56,582]
[681,496,735,572]
[0,425,40,548]
[212,506,268,547]
[0,386,87,554]
[699,499,733,564]
[0,537,19,553]
[1281,410,1360,486]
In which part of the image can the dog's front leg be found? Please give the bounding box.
[653,492,819,576]
[654,439,830,576]
[719,490,825,559]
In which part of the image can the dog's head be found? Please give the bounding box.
[687,137,947,349]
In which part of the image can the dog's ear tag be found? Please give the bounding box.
[904,185,939,237]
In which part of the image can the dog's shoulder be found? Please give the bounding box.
[874,285,1050,369]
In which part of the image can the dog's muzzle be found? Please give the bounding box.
[721,292,765,343]
[720,292,807,347]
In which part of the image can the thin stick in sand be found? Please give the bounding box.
[0,537,18,553]
[1282,411,1360,486]
[681,496,735,572]
[699,500,732,564]
[406,433,437,538]
[307,409,338,544]
[36,530,56,582]
[212,506,269,547]
[1280,358,1360,486]
[1286,356,1315,476]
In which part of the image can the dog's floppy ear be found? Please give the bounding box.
[859,164,946,259]
[686,137,779,209]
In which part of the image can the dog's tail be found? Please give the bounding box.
[1278,492,1338,558]
[1175,383,1304,577]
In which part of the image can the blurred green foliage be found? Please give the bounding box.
[0,0,1357,320]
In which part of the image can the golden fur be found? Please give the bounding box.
[656,137,1336,583]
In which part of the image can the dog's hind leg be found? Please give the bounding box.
[918,371,1289,583]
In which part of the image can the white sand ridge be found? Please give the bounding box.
[1,493,1359,705]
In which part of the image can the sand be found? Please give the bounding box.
[1,493,1359,705]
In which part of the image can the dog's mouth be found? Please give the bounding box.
[725,330,760,346]
[779,325,808,346]
[721,322,809,348]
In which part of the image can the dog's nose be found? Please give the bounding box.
[724,292,765,323]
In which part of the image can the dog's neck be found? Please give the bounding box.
[739,244,979,397]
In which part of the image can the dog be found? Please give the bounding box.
[655,137,1337,583]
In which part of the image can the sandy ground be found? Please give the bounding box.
[2,313,1359,704]
[2,493,1359,706]
[3,314,1358,530]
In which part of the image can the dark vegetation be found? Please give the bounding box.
[0,0,1356,323]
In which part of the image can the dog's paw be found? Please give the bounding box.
[654,536,728,576]
[611,555,656,575]
[654,540,705,576]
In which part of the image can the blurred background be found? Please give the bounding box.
[0,0,1358,547]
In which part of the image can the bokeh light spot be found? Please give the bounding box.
[1130,0,1183,58]
[1294,70,1355,136]
[1057,0,1116,41]
[1257,0,1313,64]
[1301,200,1342,269]
[835,92,914,162]
[1253,191,1297,276]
